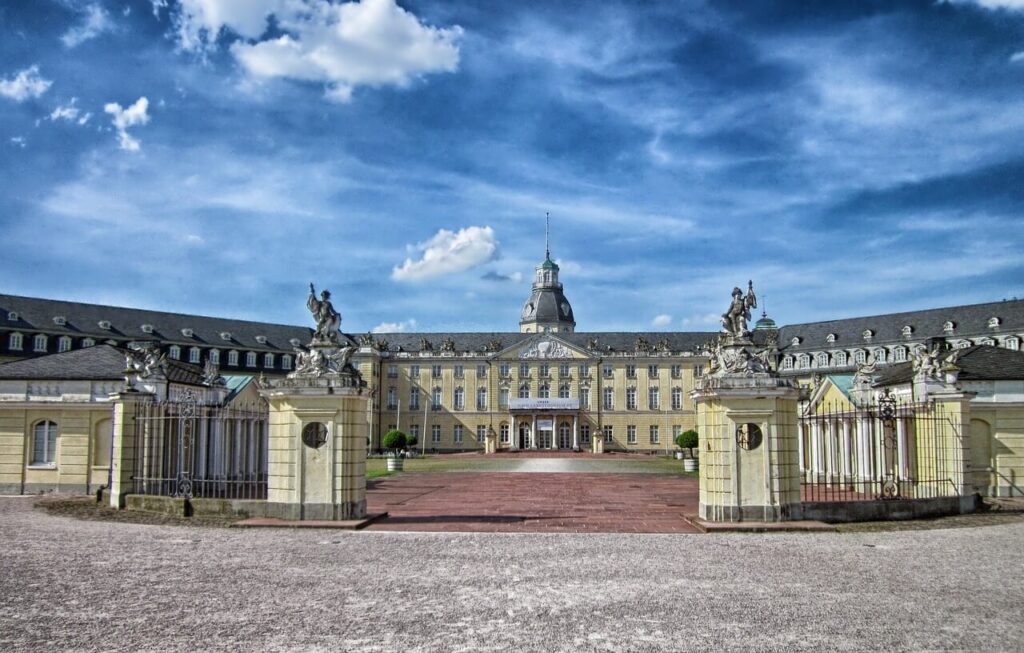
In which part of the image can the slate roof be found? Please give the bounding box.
[0,293,313,352]
[873,345,1024,386]
[778,298,1024,352]
[0,343,208,384]
[367,331,717,355]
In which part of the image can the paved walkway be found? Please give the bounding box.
[367,471,700,533]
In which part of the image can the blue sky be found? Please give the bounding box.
[1,0,1023,334]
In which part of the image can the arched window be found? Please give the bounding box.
[209,349,220,365]
[31,420,58,466]
[798,354,810,369]
[8,332,23,350]
[281,354,292,370]
[539,384,550,399]
[454,387,465,410]
[245,352,257,367]
[559,384,570,399]
[33,334,48,352]
[854,350,866,365]
[518,383,530,399]
[263,353,274,368]
[834,351,847,366]
[189,347,202,364]
[815,352,829,368]
[227,350,239,366]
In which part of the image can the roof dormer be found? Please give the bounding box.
[220,331,232,341]
[943,321,955,333]
[862,329,874,342]
[181,328,194,338]
[7,311,18,321]
[141,324,154,334]
[988,317,1001,329]
[98,320,111,330]
[255,335,267,345]
[825,333,836,344]
[901,325,913,338]
[52,316,66,326]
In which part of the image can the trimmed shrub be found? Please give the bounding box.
[382,429,407,452]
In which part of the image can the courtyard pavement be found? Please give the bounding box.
[3,495,1024,652]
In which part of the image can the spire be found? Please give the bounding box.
[544,211,550,261]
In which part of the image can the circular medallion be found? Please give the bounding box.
[735,423,763,451]
[302,422,328,449]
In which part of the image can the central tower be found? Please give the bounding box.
[519,214,576,333]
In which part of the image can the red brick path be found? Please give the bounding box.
[366,472,700,533]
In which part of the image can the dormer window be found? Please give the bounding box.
[901,325,913,338]
[53,316,66,326]
[7,311,18,321]
[98,320,111,330]
[181,328,193,338]
[220,332,232,341]
[862,330,873,342]
[825,333,836,344]
[289,338,302,347]
[1004,337,1020,351]
[58,336,72,352]
[168,345,181,360]
[255,335,267,344]
[988,317,1001,329]
[141,324,154,334]
[943,321,955,333]
[790,337,801,347]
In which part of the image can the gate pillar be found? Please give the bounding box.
[109,390,154,509]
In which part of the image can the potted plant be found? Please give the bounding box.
[383,429,407,471]
[677,429,699,472]
[405,431,418,458]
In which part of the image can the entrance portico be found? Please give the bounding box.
[508,398,580,450]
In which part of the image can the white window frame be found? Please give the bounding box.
[627,425,637,444]
[33,334,48,352]
[649,425,659,445]
[431,424,441,443]
[603,387,614,410]
[57,336,72,353]
[9,332,23,350]
[282,354,292,370]
[30,420,58,467]
[190,347,202,364]
[626,387,637,410]
[168,345,181,360]
[671,387,682,410]
[453,425,463,443]
[454,387,465,410]
[477,387,487,410]
[648,386,659,410]
[476,425,486,443]
[264,353,274,368]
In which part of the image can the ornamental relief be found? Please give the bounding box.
[519,339,573,359]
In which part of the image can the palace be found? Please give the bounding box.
[1,239,1023,458]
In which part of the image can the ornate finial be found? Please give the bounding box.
[545,211,550,260]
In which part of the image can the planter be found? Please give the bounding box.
[386,458,404,472]
[675,452,683,460]
[683,458,698,472]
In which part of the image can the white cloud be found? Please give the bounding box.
[62,4,114,48]
[0,66,52,102]
[681,313,722,327]
[1011,51,1024,63]
[371,318,417,333]
[172,0,462,102]
[10,136,26,149]
[104,97,150,151]
[392,226,498,281]
[652,314,672,328]
[943,0,1024,10]
[49,98,89,123]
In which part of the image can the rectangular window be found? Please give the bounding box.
[431,424,441,443]
[649,425,659,444]
[580,388,590,409]
[647,365,658,377]
[539,364,549,377]
[191,348,202,364]
[626,387,637,410]
[410,387,420,410]
[602,364,614,378]
[31,421,58,466]
[603,425,613,444]
[670,364,681,379]
[559,363,570,377]
[476,387,487,411]
[454,388,465,410]
[33,334,47,352]
[476,425,486,443]
[264,353,274,368]
[453,425,463,443]
[519,363,530,377]
[602,387,614,410]
[245,351,256,367]
[387,365,398,378]
[409,424,420,441]
[627,425,637,444]
[454,365,464,378]
[693,365,704,378]
[558,384,570,399]
[626,365,636,379]
[282,355,292,370]
[648,387,660,410]
[499,388,509,408]
[410,364,420,377]
[9,333,23,350]
[579,364,590,377]
[387,387,397,410]
[477,364,488,378]
[499,362,510,377]
[432,387,442,410]
[58,337,72,353]
[671,387,682,410]
[500,423,510,443]
[432,364,442,378]
[580,424,590,444]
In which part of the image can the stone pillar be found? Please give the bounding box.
[260,380,369,521]
[810,421,823,481]
[896,418,908,479]
[572,415,579,450]
[931,390,975,497]
[692,376,802,523]
[842,419,853,483]
[531,414,537,449]
[857,417,872,480]
[109,391,154,509]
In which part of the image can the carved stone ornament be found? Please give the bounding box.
[587,338,599,350]
[656,338,671,353]
[420,338,433,352]
[721,280,757,339]
[358,332,375,346]
[307,283,341,345]
[202,359,226,387]
[853,361,877,387]
[291,344,358,378]
[441,337,456,352]
[485,339,503,353]
[912,341,946,383]
[635,337,651,353]
[124,342,167,390]
[375,338,389,352]
[705,336,772,378]
[519,339,572,359]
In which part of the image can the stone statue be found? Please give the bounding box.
[721,281,757,338]
[307,283,341,344]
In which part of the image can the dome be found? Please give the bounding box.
[754,314,777,331]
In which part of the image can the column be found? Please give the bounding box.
[842,419,853,483]
[896,418,908,479]
[551,415,558,450]
[531,414,537,449]
[797,422,806,475]
[572,415,579,450]
[823,419,835,483]
[810,420,823,481]
[109,391,154,509]
[857,417,872,481]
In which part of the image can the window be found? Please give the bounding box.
[1005,337,1020,351]
[579,364,590,377]
[626,387,637,410]
[834,351,847,367]
[873,349,887,363]
[539,384,550,399]
[500,423,510,443]
[453,425,463,444]
[453,365,464,378]
[693,365,704,378]
[7,311,17,321]
[671,364,681,378]
[164,345,180,360]
[649,425,659,444]
[603,364,614,378]
[499,362,510,377]
[245,352,256,368]
[81,338,95,348]
[432,364,442,378]
[894,347,907,362]
[626,365,636,379]
[409,424,419,442]
[410,365,420,377]
[228,350,240,366]
[431,424,441,443]
[627,425,637,444]
[190,347,201,364]
[647,365,658,377]
[454,387,465,410]
[901,325,913,338]
[519,363,530,377]
[387,365,398,378]
[410,387,420,410]
[519,383,530,399]
[432,387,442,410]
[559,363,570,377]
[9,332,23,350]
[854,350,866,365]
[31,420,58,466]
[499,388,509,408]
[580,424,590,444]
[782,357,793,370]
[209,349,220,365]
[671,387,682,410]
[539,364,550,378]
[476,387,487,410]
[825,333,836,344]
[603,387,614,410]
[559,384,570,399]
[264,353,274,368]
[797,354,810,369]
[648,387,660,410]
[603,425,613,444]
[387,387,397,410]
[815,352,829,368]
[282,354,292,370]
[477,364,487,378]
[57,336,72,353]
[33,334,47,352]
[580,388,590,409]
[476,425,486,443]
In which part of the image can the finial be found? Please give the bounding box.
[762,294,767,319]
[544,211,550,260]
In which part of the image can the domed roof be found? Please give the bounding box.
[521,288,574,324]
[754,313,777,331]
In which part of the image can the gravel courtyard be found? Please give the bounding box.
[2,496,1023,652]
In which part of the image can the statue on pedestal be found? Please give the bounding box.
[307,283,341,345]
[721,280,757,339]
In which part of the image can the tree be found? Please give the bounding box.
[676,429,699,458]
[382,429,407,455]
[405,431,418,450]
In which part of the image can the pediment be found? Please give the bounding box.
[493,333,592,360]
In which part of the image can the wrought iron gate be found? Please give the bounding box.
[131,390,269,500]
[798,391,962,502]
